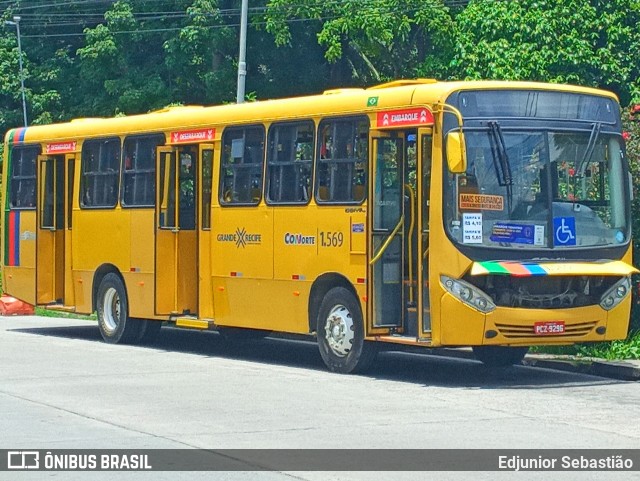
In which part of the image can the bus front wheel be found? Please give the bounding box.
[97,273,141,344]
[472,346,529,367]
[317,287,377,374]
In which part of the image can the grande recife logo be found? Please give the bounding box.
[216,227,261,248]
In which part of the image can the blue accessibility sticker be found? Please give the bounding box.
[553,217,576,246]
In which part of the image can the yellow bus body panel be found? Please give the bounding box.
[124,208,156,318]
[3,266,36,305]
[72,209,130,313]
[2,211,37,304]
[211,205,274,279]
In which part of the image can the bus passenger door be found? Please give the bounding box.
[36,155,66,305]
[198,143,215,319]
[370,137,404,329]
[64,154,76,305]
[155,146,199,316]
[417,129,433,336]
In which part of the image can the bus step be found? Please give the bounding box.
[42,303,76,313]
[375,334,432,345]
[175,317,211,329]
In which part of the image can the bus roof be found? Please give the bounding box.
[5,79,619,144]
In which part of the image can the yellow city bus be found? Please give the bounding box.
[2,79,637,373]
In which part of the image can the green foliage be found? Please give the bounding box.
[76,1,173,115]
[447,0,640,105]
[264,0,454,83]
[0,34,28,129]
[1,0,639,132]
[623,109,640,246]
[623,107,640,331]
[34,307,96,320]
[0,24,62,130]
[533,330,640,360]
[575,330,640,360]
[163,0,237,104]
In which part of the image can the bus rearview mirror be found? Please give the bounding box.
[446,132,467,174]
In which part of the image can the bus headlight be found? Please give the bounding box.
[440,275,496,313]
[599,276,631,311]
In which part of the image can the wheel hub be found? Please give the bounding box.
[102,287,120,333]
[324,304,355,357]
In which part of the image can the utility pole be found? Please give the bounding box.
[5,16,28,126]
[236,0,248,103]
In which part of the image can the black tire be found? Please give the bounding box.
[217,326,270,341]
[136,320,163,344]
[472,346,529,367]
[317,287,377,374]
[96,273,141,344]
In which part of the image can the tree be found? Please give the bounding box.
[264,0,454,85]
[77,1,173,115]
[623,105,640,329]
[163,0,238,104]
[447,0,640,105]
[0,19,62,133]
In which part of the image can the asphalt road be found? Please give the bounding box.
[1,315,639,481]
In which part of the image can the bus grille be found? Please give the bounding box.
[494,321,597,339]
[464,274,620,310]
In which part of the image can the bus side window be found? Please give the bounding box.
[9,146,39,209]
[315,116,368,204]
[266,120,314,205]
[122,134,164,208]
[220,125,265,206]
[80,137,121,208]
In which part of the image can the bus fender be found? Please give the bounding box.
[308,273,359,334]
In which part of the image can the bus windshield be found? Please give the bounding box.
[445,128,629,250]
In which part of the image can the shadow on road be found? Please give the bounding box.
[11,323,621,389]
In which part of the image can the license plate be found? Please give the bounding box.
[534,321,565,335]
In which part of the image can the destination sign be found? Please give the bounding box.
[170,128,215,144]
[45,141,77,154]
[376,108,434,128]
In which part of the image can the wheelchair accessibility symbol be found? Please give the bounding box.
[553,217,576,246]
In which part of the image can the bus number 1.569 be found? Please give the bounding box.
[319,232,344,247]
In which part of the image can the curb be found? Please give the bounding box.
[520,355,640,381]
[427,348,640,381]
[590,360,640,381]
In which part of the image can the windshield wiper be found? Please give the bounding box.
[488,121,513,212]
[576,122,601,177]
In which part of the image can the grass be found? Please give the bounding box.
[34,306,96,321]
[532,330,640,360]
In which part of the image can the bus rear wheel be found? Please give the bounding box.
[472,346,529,367]
[97,273,141,344]
[317,287,377,374]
